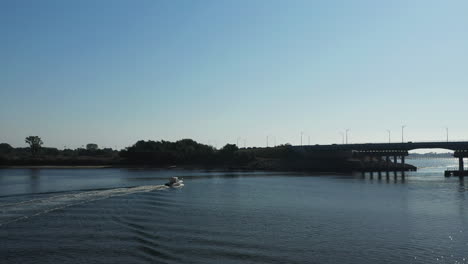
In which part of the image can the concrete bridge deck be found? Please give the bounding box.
[293,141,468,177]
[296,141,468,152]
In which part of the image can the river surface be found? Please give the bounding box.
[0,158,467,264]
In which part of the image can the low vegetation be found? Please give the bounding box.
[0,136,361,172]
[0,137,259,167]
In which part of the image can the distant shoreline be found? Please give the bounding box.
[0,165,238,170]
[0,165,260,170]
[0,161,417,173]
[0,165,115,169]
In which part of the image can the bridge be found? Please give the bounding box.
[293,141,468,177]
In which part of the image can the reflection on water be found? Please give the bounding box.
[0,159,467,264]
[28,169,40,194]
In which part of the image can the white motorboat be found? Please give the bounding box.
[165,177,184,188]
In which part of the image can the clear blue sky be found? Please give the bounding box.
[1,0,468,149]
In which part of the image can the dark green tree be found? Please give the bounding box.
[0,143,13,154]
[86,143,98,151]
[220,144,239,153]
[218,144,239,162]
[25,136,43,156]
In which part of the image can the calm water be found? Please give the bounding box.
[1,159,467,264]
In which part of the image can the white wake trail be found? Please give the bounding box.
[0,185,169,227]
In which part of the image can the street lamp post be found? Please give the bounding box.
[446,127,449,142]
[300,132,304,146]
[345,129,350,144]
[401,125,406,143]
[386,130,391,143]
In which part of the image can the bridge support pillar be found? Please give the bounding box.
[386,156,390,177]
[394,156,398,170]
[459,157,464,171]
[401,155,407,178]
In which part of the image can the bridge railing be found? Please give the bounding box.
[309,139,468,146]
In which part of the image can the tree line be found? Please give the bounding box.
[0,136,360,171]
[0,137,119,166]
[0,136,295,167]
